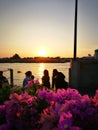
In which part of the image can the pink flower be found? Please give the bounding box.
[34,78,40,84]
[28,80,33,86]
[58,112,73,130]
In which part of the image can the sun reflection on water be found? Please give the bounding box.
[38,63,45,83]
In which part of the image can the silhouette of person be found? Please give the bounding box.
[31,75,35,81]
[56,72,68,89]
[42,69,50,88]
[0,71,9,88]
[52,69,68,90]
[23,71,32,88]
[52,69,58,89]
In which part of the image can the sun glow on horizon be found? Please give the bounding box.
[38,49,46,57]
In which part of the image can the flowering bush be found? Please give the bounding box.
[0,80,41,105]
[0,83,10,104]
[0,88,98,130]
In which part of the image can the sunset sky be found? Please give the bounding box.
[0,0,98,58]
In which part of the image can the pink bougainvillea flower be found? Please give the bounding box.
[58,112,82,130]
[93,89,98,106]
[27,80,33,87]
[34,78,40,84]
[58,112,73,129]
[39,108,58,130]
[37,88,47,100]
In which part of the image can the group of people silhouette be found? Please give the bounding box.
[23,69,68,90]
[0,69,68,90]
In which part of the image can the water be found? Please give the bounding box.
[0,63,70,87]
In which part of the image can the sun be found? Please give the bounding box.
[38,50,46,57]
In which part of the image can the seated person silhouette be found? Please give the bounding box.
[42,69,50,89]
[52,69,68,90]
[23,71,32,88]
[0,71,9,88]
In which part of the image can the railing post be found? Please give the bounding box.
[9,69,14,87]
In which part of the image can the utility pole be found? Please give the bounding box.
[74,0,78,60]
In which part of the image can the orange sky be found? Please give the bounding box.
[0,0,98,58]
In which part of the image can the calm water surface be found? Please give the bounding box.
[0,63,70,86]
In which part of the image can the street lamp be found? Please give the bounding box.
[73,0,78,60]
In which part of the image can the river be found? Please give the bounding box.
[0,62,70,87]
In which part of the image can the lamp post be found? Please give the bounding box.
[73,0,78,60]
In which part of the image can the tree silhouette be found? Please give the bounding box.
[11,54,21,59]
